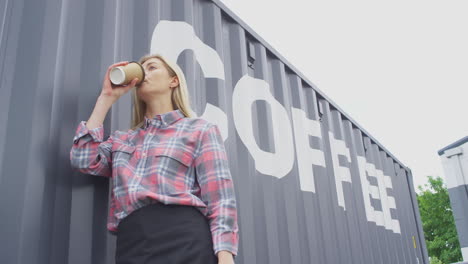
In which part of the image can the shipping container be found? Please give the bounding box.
[439,136,468,263]
[0,0,429,263]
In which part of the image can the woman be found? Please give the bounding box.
[70,54,239,264]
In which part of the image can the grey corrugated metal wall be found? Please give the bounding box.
[439,137,468,262]
[0,0,429,263]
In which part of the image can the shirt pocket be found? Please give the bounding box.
[146,148,195,186]
[148,148,194,168]
[142,147,195,190]
[112,142,136,167]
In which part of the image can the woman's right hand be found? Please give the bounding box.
[100,61,139,103]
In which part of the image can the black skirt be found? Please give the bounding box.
[115,202,218,264]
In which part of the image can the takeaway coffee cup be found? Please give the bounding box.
[109,61,145,86]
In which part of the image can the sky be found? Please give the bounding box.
[219,0,468,192]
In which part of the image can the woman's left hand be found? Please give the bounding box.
[217,251,235,264]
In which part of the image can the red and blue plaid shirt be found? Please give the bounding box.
[70,109,239,257]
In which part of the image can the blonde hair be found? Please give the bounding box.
[130,53,196,130]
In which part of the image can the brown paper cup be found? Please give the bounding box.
[109,62,145,86]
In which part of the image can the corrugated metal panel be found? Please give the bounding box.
[0,0,429,263]
[439,137,468,262]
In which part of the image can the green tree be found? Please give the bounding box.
[417,176,463,264]
[430,256,444,264]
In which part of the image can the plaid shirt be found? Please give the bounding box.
[70,109,239,257]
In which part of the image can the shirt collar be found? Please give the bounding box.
[143,109,185,129]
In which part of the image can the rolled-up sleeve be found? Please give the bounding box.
[70,121,113,177]
[194,124,239,257]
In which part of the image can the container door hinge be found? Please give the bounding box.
[247,41,255,69]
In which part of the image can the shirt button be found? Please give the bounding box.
[149,133,153,136]
[142,153,147,157]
